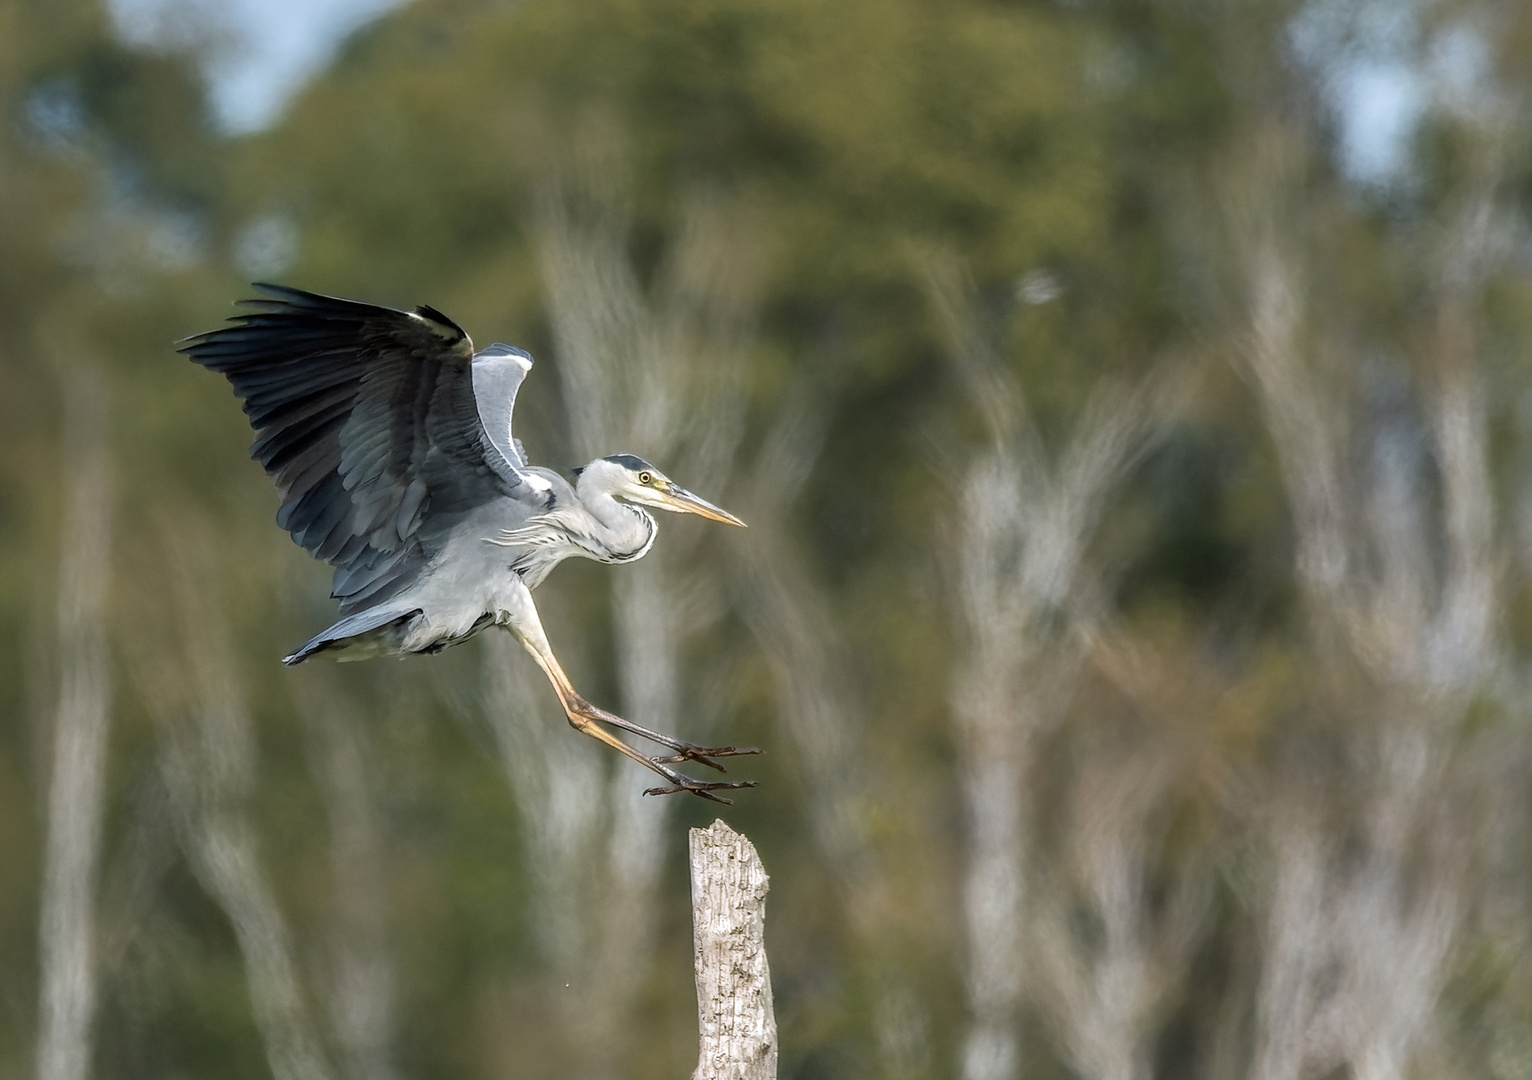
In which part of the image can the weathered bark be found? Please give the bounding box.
[690,821,776,1080]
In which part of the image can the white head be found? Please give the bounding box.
[575,454,745,526]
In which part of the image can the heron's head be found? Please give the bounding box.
[576,454,746,527]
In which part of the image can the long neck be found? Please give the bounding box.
[575,486,657,563]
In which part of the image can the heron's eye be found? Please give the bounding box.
[639,472,652,485]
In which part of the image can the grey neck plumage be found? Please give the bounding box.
[574,487,658,564]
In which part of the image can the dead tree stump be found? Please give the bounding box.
[689,820,777,1080]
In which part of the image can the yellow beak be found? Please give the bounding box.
[656,483,747,527]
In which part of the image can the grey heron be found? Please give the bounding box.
[181,283,758,802]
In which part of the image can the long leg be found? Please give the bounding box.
[499,582,757,803]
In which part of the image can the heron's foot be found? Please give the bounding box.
[643,776,760,805]
[585,707,763,773]
[569,703,762,795]
[651,742,764,772]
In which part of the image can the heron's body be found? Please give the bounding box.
[287,465,658,663]
[181,284,754,801]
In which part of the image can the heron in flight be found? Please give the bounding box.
[181,283,758,802]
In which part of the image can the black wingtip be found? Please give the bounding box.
[247,281,304,302]
[412,303,469,343]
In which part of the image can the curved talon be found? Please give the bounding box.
[681,744,763,759]
[643,779,760,804]
[651,752,726,772]
[652,744,764,771]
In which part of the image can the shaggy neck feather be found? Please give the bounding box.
[575,475,657,562]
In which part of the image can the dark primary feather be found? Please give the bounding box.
[179,283,517,613]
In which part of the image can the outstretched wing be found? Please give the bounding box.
[470,342,550,493]
[180,283,547,613]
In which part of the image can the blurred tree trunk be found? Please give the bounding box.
[733,386,934,1079]
[482,116,759,1077]
[482,636,606,984]
[299,680,400,1080]
[924,258,1184,1080]
[1028,736,1209,1080]
[35,355,113,1080]
[1229,100,1511,1080]
[148,528,336,1080]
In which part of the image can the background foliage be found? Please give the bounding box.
[6,1,1532,1078]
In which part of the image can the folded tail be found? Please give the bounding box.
[283,607,422,665]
